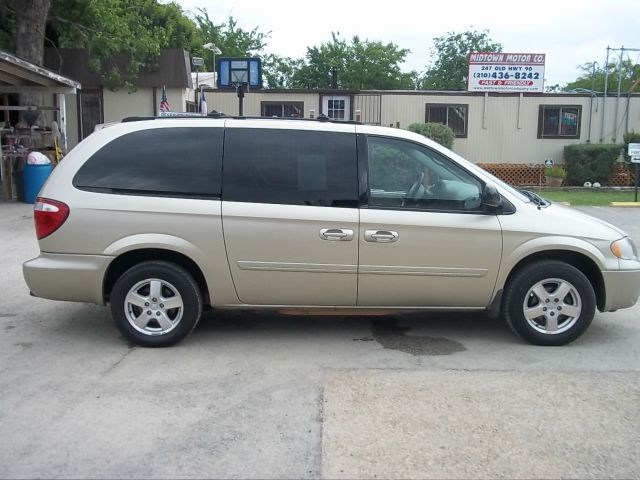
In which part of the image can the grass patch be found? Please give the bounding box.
[536,189,637,206]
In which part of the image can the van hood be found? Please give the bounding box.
[530,202,627,241]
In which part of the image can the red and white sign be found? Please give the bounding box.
[468,52,545,93]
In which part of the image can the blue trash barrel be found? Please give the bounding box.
[23,163,53,204]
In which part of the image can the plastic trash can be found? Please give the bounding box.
[23,163,53,203]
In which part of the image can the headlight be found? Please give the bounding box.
[611,237,638,260]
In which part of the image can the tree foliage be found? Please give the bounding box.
[420,29,502,91]
[288,32,416,90]
[193,9,270,70]
[262,55,304,89]
[0,0,206,88]
[564,61,640,93]
[45,0,202,88]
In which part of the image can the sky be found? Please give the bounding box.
[174,0,640,87]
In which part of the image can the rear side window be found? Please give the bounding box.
[73,127,223,197]
[223,128,358,207]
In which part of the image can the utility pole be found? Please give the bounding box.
[599,46,610,143]
[613,46,625,143]
[599,45,640,143]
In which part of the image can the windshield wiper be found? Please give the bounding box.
[519,189,550,208]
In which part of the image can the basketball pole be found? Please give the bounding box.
[237,83,246,116]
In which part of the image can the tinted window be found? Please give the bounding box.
[368,136,483,212]
[223,128,358,207]
[73,127,223,197]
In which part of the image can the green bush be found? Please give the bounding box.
[407,122,455,149]
[545,166,566,179]
[623,131,640,162]
[563,143,621,185]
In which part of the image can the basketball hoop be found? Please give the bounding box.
[217,57,261,116]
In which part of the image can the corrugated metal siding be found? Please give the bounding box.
[63,87,640,163]
[204,91,320,117]
[377,94,635,165]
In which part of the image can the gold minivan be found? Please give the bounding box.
[23,117,640,347]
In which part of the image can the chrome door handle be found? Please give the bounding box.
[319,228,354,241]
[364,230,399,243]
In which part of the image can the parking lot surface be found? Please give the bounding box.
[1,201,639,479]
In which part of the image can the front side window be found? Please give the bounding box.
[73,127,223,197]
[367,136,483,212]
[261,102,303,118]
[223,128,358,207]
[425,104,468,137]
[538,105,581,138]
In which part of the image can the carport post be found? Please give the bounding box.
[56,93,67,152]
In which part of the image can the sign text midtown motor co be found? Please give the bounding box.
[468,52,546,93]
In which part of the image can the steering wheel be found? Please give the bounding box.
[405,171,424,203]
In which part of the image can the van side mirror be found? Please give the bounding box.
[481,184,502,210]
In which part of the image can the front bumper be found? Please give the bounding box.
[23,253,113,305]
[601,268,640,311]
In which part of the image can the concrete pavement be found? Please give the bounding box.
[0,202,639,478]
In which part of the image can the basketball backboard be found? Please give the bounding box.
[217,57,262,89]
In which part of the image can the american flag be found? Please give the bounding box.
[159,85,171,112]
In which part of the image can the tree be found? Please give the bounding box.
[3,0,52,124]
[14,0,51,64]
[1,0,203,89]
[564,61,640,93]
[420,29,502,91]
[288,32,416,90]
[343,35,416,90]
[193,9,270,70]
[262,54,304,88]
[48,0,202,88]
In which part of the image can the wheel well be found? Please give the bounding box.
[504,250,606,312]
[103,249,211,306]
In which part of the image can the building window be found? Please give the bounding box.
[425,104,468,138]
[538,105,581,139]
[186,101,198,113]
[327,99,346,119]
[261,102,303,118]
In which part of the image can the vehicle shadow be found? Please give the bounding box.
[193,309,515,354]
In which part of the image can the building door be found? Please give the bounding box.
[78,89,103,140]
[322,95,351,121]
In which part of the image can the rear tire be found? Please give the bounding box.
[503,260,596,346]
[110,261,202,347]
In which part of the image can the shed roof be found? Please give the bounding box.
[0,48,80,93]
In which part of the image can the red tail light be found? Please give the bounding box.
[34,197,70,239]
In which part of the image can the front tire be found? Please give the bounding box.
[503,261,596,346]
[110,261,202,347]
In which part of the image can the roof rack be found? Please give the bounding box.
[121,113,362,125]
